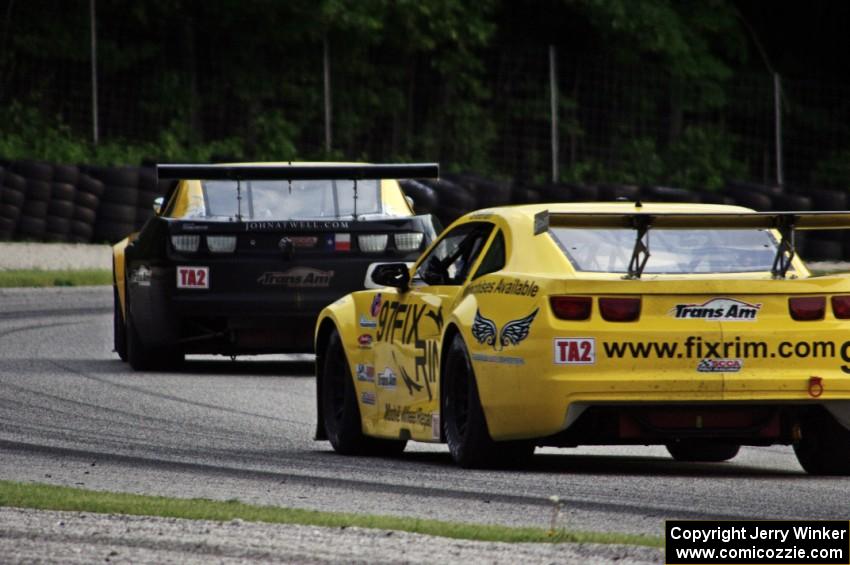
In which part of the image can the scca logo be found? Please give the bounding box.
[554,338,595,365]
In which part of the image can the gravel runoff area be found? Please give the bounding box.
[0,242,112,271]
[0,507,662,564]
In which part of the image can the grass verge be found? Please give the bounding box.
[0,480,662,547]
[0,269,111,288]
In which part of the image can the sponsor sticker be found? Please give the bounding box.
[129,265,151,287]
[176,266,209,289]
[335,233,351,251]
[256,267,334,288]
[431,413,441,440]
[377,367,397,389]
[471,308,538,350]
[463,278,540,298]
[697,358,743,372]
[359,315,377,328]
[358,334,373,349]
[360,391,376,406]
[554,338,596,365]
[355,364,374,382]
[370,293,382,317]
[245,220,351,231]
[290,236,318,248]
[670,298,762,321]
[383,404,432,427]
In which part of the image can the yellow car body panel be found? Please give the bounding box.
[317,202,850,448]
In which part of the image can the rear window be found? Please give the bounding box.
[196,179,380,220]
[550,228,778,274]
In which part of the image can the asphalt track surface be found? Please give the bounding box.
[0,287,847,542]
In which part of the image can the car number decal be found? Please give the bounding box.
[554,337,596,365]
[177,266,209,289]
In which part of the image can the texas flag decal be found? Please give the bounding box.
[334,233,351,251]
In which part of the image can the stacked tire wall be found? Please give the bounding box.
[399,175,850,261]
[0,156,848,260]
[0,159,171,244]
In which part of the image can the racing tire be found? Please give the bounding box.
[666,440,740,462]
[320,329,407,456]
[793,409,850,475]
[1,187,25,207]
[113,285,127,362]
[125,297,184,372]
[442,333,534,469]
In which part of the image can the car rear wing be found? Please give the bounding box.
[156,163,439,181]
[533,210,850,279]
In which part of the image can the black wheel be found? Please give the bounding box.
[442,334,534,469]
[666,440,740,462]
[320,329,406,456]
[125,295,183,372]
[794,409,850,475]
[114,285,127,362]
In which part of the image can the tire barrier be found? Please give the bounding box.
[0,168,26,240]
[2,158,850,262]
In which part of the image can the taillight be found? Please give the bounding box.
[832,296,850,319]
[550,296,592,320]
[171,235,200,253]
[599,297,641,322]
[358,234,389,253]
[206,235,237,253]
[394,232,424,252]
[789,297,825,321]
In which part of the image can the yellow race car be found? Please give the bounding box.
[314,201,850,474]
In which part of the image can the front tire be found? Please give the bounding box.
[320,329,406,456]
[666,440,740,462]
[794,409,850,475]
[442,334,534,468]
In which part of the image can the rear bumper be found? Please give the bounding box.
[477,368,850,442]
[129,265,347,354]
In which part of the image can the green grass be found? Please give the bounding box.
[0,269,111,288]
[0,480,662,547]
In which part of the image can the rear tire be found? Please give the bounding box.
[320,329,406,456]
[442,334,534,468]
[666,440,740,462]
[113,286,127,362]
[794,410,850,475]
[125,297,183,372]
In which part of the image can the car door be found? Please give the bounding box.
[372,221,495,441]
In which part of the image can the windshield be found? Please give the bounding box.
[550,227,778,274]
[195,179,381,220]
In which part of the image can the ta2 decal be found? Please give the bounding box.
[553,338,596,365]
[177,266,209,289]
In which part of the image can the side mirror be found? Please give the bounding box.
[370,263,410,290]
[153,196,165,215]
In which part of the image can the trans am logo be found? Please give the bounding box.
[471,308,538,350]
[670,298,762,321]
[256,267,334,288]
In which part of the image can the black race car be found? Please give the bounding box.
[113,162,440,370]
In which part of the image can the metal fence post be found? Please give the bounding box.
[774,72,783,187]
[549,45,559,183]
[324,33,332,153]
[90,0,98,144]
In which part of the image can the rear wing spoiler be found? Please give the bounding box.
[533,210,850,279]
[157,163,439,181]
